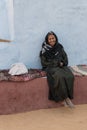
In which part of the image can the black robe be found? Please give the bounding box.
[40,43,74,102]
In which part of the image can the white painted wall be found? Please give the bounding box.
[0,0,87,69]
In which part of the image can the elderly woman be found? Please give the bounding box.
[40,31,75,108]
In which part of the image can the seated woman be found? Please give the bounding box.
[40,31,75,108]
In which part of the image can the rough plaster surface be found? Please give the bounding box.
[0,0,87,69]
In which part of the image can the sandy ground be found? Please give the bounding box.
[0,104,87,130]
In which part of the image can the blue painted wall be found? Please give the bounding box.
[0,0,87,69]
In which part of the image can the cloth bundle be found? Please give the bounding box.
[8,63,28,75]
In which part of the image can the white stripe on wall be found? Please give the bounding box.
[5,0,14,40]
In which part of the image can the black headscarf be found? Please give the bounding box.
[40,31,63,59]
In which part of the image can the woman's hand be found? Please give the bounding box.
[60,62,63,67]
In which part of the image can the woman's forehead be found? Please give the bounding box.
[48,34,55,38]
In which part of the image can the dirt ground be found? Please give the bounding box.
[0,104,87,130]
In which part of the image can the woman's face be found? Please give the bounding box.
[48,34,56,46]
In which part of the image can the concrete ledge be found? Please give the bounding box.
[0,76,87,114]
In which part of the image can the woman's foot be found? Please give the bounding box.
[62,100,68,107]
[65,98,75,108]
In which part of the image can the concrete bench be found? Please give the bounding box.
[0,76,87,114]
